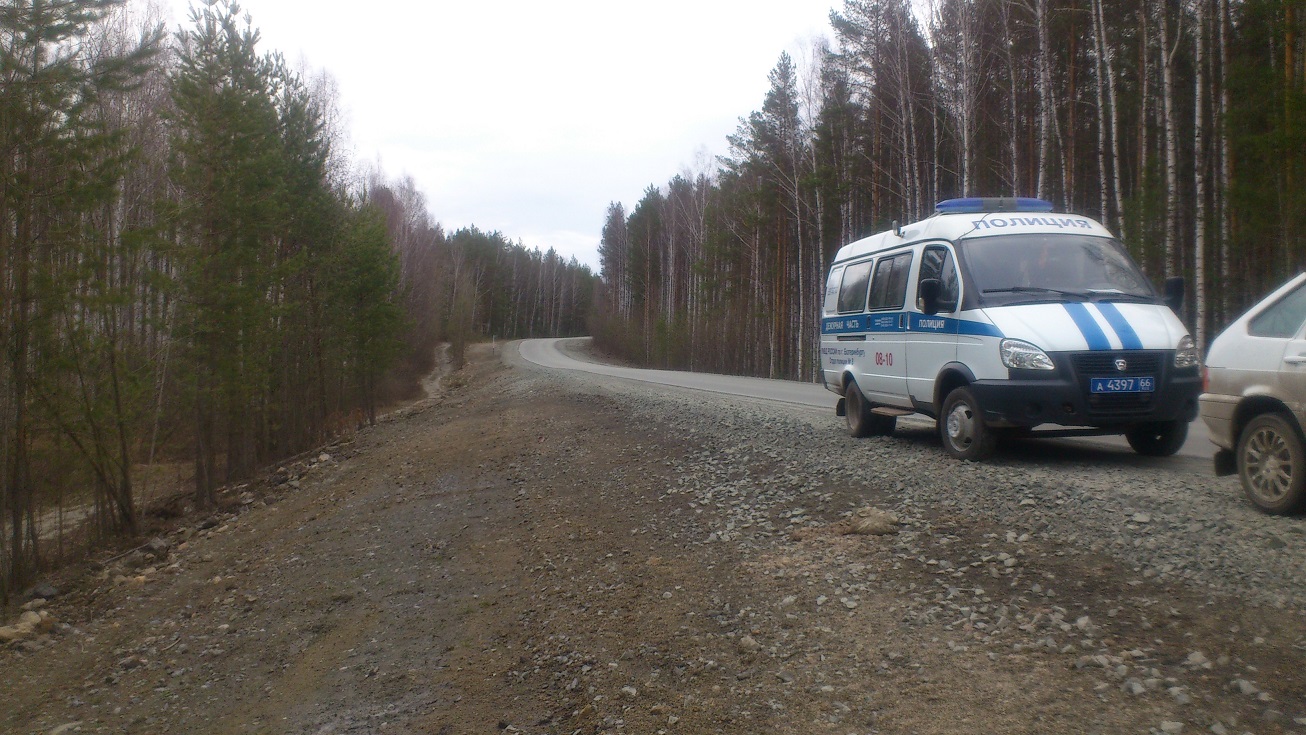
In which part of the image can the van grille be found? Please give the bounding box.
[1068,350,1169,417]
[1070,352,1164,376]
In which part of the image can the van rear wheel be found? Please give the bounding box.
[845,382,896,438]
[940,386,997,460]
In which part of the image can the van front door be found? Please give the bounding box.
[905,244,960,406]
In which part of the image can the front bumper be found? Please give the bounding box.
[968,352,1202,429]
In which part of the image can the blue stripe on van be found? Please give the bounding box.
[822,314,895,334]
[1062,303,1111,350]
[822,314,1002,338]
[957,319,1003,338]
[1094,302,1143,350]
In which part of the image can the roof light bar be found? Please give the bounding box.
[935,197,1054,214]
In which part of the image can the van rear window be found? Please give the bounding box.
[838,260,872,313]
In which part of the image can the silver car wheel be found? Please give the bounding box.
[1237,413,1306,514]
[1244,424,1292,503]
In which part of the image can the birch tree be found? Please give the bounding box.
[1035,0,1054,200]
[929,0,985,196]
[599,203,631,320]
[1193,0,1209,347]
[1159,3,1183,278]
[1217,0,1231,316]
[1092,0,1125,231]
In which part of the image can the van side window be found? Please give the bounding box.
[868,252,913,310]
[824,266,845,314]
[837,260,873,314]
[917,246,959,310]
[1249,282,1306,338]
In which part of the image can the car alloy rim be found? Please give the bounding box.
[1245,426,1291,502]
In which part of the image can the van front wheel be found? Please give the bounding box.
[1125,420,1188,457]
[940,386,997,460]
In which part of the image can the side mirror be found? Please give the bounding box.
[918,278,941,315]
[1164,276,1184,313]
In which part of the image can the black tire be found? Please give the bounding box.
[1125,420,1188,457]
[844,381,896,438]
[1236,413,1306,515]
[939,386,997,460]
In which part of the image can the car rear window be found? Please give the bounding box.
[1249,282,1306,338]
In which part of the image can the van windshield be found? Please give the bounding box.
[959,233,1157,307]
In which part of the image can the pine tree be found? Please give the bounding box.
[0,0,161,597]
[168,0,285,506]
[326,205,403,423]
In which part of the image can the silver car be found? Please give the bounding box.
[1201,272,1306,514]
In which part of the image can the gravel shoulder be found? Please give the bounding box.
[2,341,1304,735]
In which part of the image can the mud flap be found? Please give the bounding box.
[1213,448,1236,477]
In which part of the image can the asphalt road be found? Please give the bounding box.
[518,337,1217,466]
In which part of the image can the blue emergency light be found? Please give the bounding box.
[935,197,1054,214]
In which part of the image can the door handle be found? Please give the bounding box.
[1284,355,1306,365]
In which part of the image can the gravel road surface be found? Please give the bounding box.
[1,340,1302,735]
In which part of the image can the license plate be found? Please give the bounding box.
[1090,376,1155,393]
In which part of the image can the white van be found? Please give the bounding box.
[820,197,1202,460]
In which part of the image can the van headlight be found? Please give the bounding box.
[1175,335,1200,368]
[1000,339,1055,370]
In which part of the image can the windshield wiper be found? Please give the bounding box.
[1085,289,1155,303]
[982,286,1091,300]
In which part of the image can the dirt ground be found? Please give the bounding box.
[1,342,1303,734]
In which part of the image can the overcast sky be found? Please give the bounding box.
[161,0,838,270]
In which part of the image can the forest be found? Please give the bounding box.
[0,0,594,600]
[594,0,1306,382]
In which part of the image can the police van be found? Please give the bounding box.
[820,197,1202,460]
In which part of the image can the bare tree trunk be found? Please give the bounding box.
[1001,1,1022,195]
[1036,0,1054,200]
[795,180,806,381]
[1099,0,1126,231]
[1161,5,1182,279]
[1063,2,1078,208]
[7,228,35,594]
[1092,0,1111,222]
[1283,5,1299,273]
[942,0,981,197]
[1194,0,1209,347]
[1218,0,1232,316]
[965,2,979,197]
[1136,6,1151,249]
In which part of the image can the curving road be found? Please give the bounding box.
[518,337,837,410]
[517,337,1216,464]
